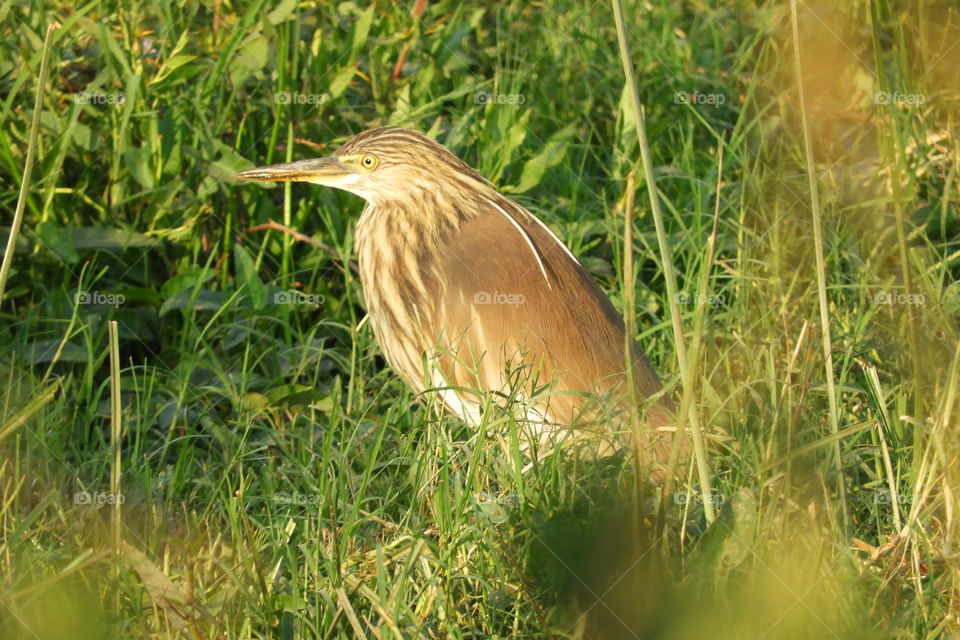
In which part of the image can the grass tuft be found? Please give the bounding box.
[1,1,957,638]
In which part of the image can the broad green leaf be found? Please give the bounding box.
[98,23,131,76]
[512,124,576,193]
[161,268,216,300]
[267,0,298,25]
[15,340,88,364]
[390,84,412,124]
[35,220,79,263]
[123,145,154,188]
[240,392,270,412]
[209,145,255,181]
[0,381,59,444]
[230,32,268,86]
[266,384,314,404]
[149,54,198,87]
[197,175,221,199]
[277,593,310,613]
[474,497,513,525]
[350,5,375,60]
[69,227,158,250]
[486,111,529,184]
[68,120,99,152]
[328,65,356,99]
[98,286,162,307]
[233,243,268,309]
[159,289,229,316]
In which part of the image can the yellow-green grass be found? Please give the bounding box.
[0,1,957,637]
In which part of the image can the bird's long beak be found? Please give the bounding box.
[235,156,354,186]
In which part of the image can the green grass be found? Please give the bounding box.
[1,0,958,637]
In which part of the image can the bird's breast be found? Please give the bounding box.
[354,206,445,391]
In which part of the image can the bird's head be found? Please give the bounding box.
[236,126,488,208]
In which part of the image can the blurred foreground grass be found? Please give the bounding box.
[1,0,958,638]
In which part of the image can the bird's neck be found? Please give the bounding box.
[360,179,494,239]
[355,200,447,261]
[353,176,498,314]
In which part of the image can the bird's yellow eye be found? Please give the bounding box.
[360,154,378,169]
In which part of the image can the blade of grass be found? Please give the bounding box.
[610,0,715,522]
[862,362,903,531]
[665,143,725,525]
[0,380,60,445]
[789,0,847,532]
[109,320,123,635]
[869,0,924,473]
[0,22,57,306]
[621,170,644,468]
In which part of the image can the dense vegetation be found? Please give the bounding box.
[1,1,957,637]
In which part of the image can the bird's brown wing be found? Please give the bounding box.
[426,195,671,427]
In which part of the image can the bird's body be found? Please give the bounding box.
[238,127,674,464]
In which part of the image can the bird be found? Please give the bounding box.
[237,126,677,472]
